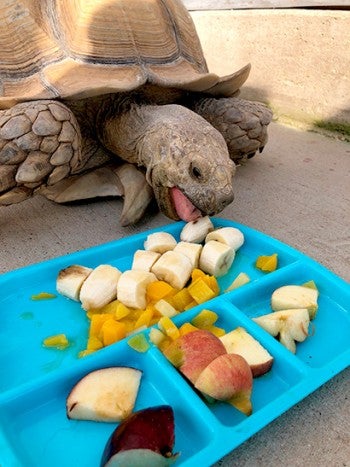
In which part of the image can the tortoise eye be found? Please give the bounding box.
[190,164,202,180]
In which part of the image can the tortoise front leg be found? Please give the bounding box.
[190,96,273,163]
[0,99,84,205]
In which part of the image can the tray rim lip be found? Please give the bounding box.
[1,217,350,467]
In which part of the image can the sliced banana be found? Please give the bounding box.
[117,270,157,309]
[144,232,177,253]
[151,250,193,290]
[173,241,202,269]
[79,264,121,310]
[199,240,235,277]
[180,216,214,243]
[205,227,244,251]
[131,249,161,272]
[56,265,93,301]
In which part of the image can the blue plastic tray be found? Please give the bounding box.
[0,218,349,467]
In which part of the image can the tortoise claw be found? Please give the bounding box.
[114,164,154,226]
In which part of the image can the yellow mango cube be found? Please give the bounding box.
[255,253,278,272]
[188,278,216,304]
[179,322,198,335]
[100,319,127,346]
[89,313,111,338]
[115,302,132,320]
[86,335,103,351]
[127,333,150,353]
[146,280,175,302]
[171,288,193,311]
[42,333,69,349]
[134,307,154,329]
[158,316,180,341]
[191,309,218,328]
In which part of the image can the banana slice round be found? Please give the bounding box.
[79,264,122,310]
[205,227,244,251]
[151,250,193,290]
[144,232,177,253]
[199,240,235,277]
[173,241,202,269]
[117,270,157,309]
[180,216,214,243]
[132,250,161,272]
[56,265,93,301]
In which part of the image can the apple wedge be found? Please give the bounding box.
[253,308,310,353]
[220,327,274,377]
[66,367,142,422]
[101,405,178,466]
[163,329,226,384]
[194,353,253,416]
[271,285,319,319]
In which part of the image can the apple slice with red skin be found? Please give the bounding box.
[195,353,253,415]
[220,327,274,377]
[101,405,178,467]
[163,329,227,384]
[66,367,142,422]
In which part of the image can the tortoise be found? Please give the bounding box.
[0,0,272,225]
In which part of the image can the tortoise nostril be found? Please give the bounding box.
[190,164,202,180]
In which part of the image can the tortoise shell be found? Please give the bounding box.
[0,0,250,109]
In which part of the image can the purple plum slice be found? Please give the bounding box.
[101,405,178,467]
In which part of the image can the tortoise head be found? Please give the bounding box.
[144,107,236,222]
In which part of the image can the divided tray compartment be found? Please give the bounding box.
[0,218,349,467]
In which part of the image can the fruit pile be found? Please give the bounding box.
[55,217,246,355]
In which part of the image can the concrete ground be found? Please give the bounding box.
[1,122,350,466]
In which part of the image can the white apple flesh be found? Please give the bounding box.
[271,285,319,319]
[66,367,142,422]
[253,308,310,353]
[220,327,274,377]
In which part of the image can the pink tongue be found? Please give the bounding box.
[170,187,202,222]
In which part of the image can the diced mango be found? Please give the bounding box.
[89,313,112,337]
[149,328,167,346]
[115,302,132,320]
[171,288,193,311]
[191,268,206,281]
[204,275,220,295]
[42,333,69,349]
[119,318,135,334]
[127,333,150,353]
[86,335,104,351]
[146,280,175,302]
[184,300,197,310]
[99,319,126,346]
[191,309,218,328]
[154,299,178,318]
[255,253,278,272]
[179,322,198,335]
[158,316,180,341]
[188,278,216,304]
[134,307,154,329]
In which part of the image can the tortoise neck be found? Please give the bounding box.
[98,100,188,170]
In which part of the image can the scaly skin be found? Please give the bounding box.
[0,89,271,223]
